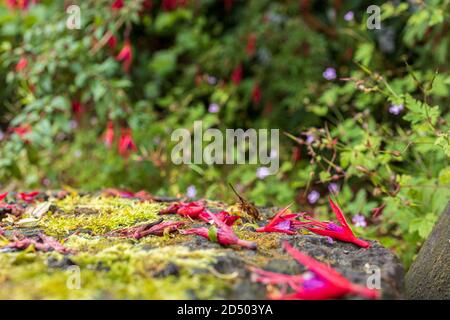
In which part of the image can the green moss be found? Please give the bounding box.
[0,195,238,299]
[40,195,164,236]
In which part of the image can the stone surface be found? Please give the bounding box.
[405,202,450,299]
[0,193,404,299]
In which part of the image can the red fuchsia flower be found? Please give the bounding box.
[159,201,239,226]
[231,64,243,85]
[4,234,72,254]
[11,124,31,138]
[159,201,206,219]
[6,0,38,10]
[141,0,153,11]
[256,205,303,235]
[246,33,257,57]
[71,100,85,119]
[250,241,380,300]
[111,0,124,10]
[224,0,233,11]
[108,218,186,239]
[116,40,133,72]
[161,0,187,11]
[181,211,256,250]
[15,57,28,72]
[103,121,115,148]
[118,127,137,157]
[0,192,8,202]
[252,83,262,104]
[107,35,117,50]
[213,211,240,226]
[297,197,371,248]
[18,191,40,203]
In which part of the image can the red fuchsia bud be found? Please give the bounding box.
[103,121,115,148]
[250,241,380,300]
[181,211,257,250]
[11,124,32,143]
[0,192,8,202]
[246,33,257,57]
[224,0,233,11]
[161,0,177,11]
[6,0,38,10]
[15,57,28,72]
[141,0,153,11]
[111,0,124,10]
[252,83,262,104]
[297,197,371,248]
[118,127,138,157]
[18,191,40,203]
[231,64,243,85]
[71,101,85,119]
[256,205,302,235]
[116,40,133,73]
[107,35,117,50]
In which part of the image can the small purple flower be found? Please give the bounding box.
[0,130,4,141]
[306,134,315,144]
[307,190,320,204]
[256,167,271,180]
[69,120,78,130]
[328,183,340,194]
[389,104,404,115]
[206,75,217,85]
[323,67,337,81]
[208,103,220,113]
[344,11,354,21]
[186,185,197,198]
[352,214,367,228]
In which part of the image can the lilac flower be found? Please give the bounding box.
[328,183,340,194]
[256,167,271,180]
[208,103,220,113]
[352,214,367,228]
[69,120,78,130]
[323,67,337,81]
[307,190,320,204]
[326,236,334,244]
[306,134,315,144]
[344,11,354,21]
[186,185,197,198]
[389,104,404,115]
[206,76,217,85]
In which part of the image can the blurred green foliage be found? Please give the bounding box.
[0,0,449,267]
